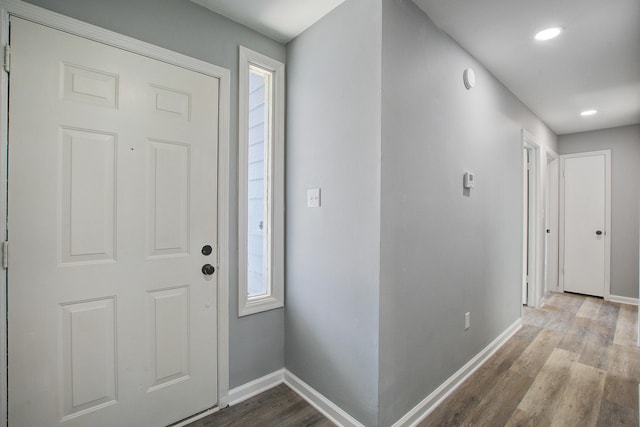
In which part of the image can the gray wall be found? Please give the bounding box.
[24,0,286,389]
[559,124,640,299]
[378,1,557,424]
[285,0,382,425]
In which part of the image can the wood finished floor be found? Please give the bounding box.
[185,384,334,427]
[187,292,638,427]
[421,292,639,427]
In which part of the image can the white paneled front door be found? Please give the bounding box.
[8,17,219,426]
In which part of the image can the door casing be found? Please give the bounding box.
[543,152,559,294]
[0,1,232,424]
[522,129,541,308]
[558,150,611,299]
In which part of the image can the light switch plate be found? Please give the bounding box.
[307,188,321,208]
[463,171,475,189]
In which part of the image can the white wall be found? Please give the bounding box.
[285,0,382,424]
[378,1,557,424]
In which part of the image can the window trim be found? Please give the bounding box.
[238,46,285,317]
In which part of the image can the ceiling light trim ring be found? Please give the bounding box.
[534,27,563,41]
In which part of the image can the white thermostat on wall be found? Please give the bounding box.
[463,171,475,189]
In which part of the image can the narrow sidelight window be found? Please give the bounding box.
[238,47,284,316]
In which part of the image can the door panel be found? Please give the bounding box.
[563,154,606,296]
[61,128,117,263]
[148,286,190,390]
[8,17,219,426]
[61,297,117,417]
[148,140,190,256]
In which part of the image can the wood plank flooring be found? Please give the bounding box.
[185,384,334,427]
[421,292,639,427]
[186,292,638,426]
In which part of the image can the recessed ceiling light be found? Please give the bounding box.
[534,27,563,41]
[580,110,598,116]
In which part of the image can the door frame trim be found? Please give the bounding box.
[0,1,232,423]
[558,150,612,299]
[522,129,541,308]
[543,149,559,295]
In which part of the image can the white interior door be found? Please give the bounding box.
[562,153,607,297]
[8,18,219,426]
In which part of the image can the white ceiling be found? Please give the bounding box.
[192,0,640,135]
[412,0,640,135]
[191,0,345,44]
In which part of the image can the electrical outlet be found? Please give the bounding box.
[464,312,470,330]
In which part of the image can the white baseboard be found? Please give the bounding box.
[537,292,548,308]
[284,369,364,427]
[226,368,361,426]
[223,319,524,427]
[391,318,523,427]
[228,369,284,406]
[606,294,639,306]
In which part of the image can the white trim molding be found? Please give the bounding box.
[226,369,363,427]
[213,318,524,427]
[237,45,285,317]
[0,6,7,427]
[284,370,365,427]
[0,0,232,420]
[229,369,285,406]
[522,129,542,308]
[391,319,522,427]
[606,295,639,306]
[543,148,560,294]
[0,0,223,76]
[216,318,524,427]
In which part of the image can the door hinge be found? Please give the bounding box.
[3,45,10,73]
[2,241,8,269]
